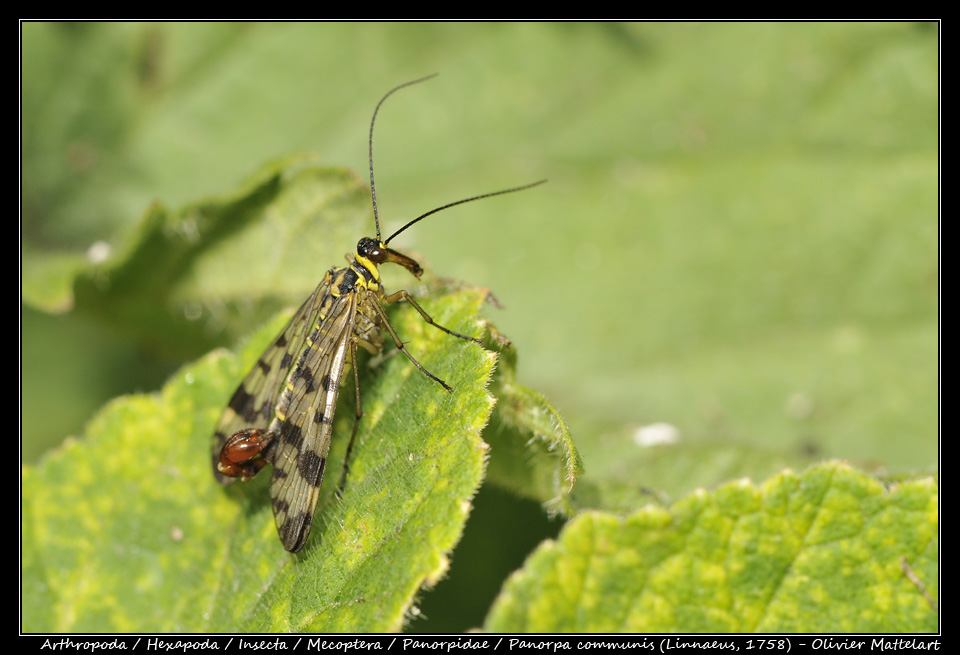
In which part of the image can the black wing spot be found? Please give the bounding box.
[282,512,315,552]
[281,422,303,446]
[297,449,326,481]
[296,366,316,394]
[227,386,257,421]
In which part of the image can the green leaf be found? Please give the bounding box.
[68,156,373,357]
[24,23,937,496]
[483,322,582,514]
[484,461,938,633]
[22,288,499,632]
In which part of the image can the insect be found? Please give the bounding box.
[212,75,545,552]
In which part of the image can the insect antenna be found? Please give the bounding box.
[369,73,439,241]
[384,179,547,246]
[368,75,546,245]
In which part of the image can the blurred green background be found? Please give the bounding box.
[21,22,938,631]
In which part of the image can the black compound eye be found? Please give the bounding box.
[357,237,385,262]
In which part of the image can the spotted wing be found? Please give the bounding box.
[211,274,333,485]
[267,286,359,552]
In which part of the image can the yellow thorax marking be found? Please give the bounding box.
[354,252,382,287]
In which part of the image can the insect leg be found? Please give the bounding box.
[370,295,463,392]
[337,338,365,496]
[382,289,482,344]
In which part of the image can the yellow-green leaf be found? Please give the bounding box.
[485,462,937,633]
[22,289,497,632]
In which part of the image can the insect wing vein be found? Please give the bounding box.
[269,287,358,552]
[211,276,332,485]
